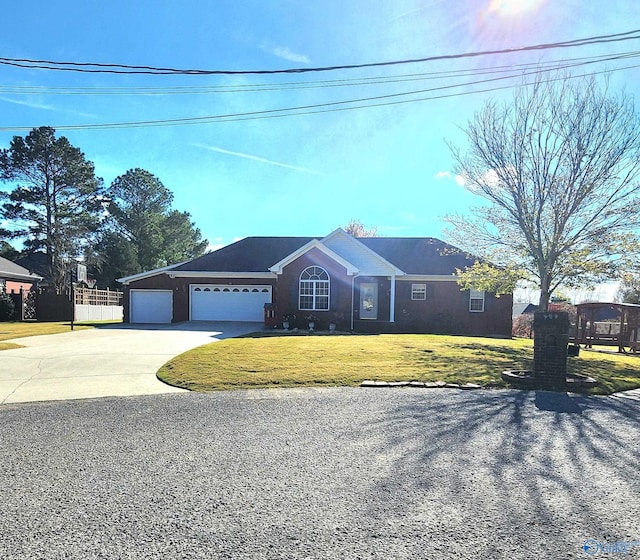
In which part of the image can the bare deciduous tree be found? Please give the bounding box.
[343,219,378,238]
[446,73,640,310]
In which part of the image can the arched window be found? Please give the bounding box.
[299,266,330,310]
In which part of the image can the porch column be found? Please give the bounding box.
[389,275,396,322]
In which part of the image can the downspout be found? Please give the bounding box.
[389,274,396,322]
[351,275,355,331]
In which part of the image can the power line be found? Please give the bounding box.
[1,29,639,75]
[1,51,637,96]
[1,60,636,132]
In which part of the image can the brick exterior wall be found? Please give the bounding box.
[123,254,512,337]
[393,280,513,336]
[124,275,276,323]
[3,280,36,294]
[277,248,352,330]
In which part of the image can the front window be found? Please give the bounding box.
[469,289,485,312]
[411,284,427,300]
[299,266,330,310]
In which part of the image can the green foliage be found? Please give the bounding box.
[160,210,208,265]
[0,241,19,260]
[85,231,141,289]
[0,127,104,291]
[0,291,15,321]
[455,261,525,296]
[89,168,208,285]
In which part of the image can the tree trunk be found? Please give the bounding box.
[538,290,551,312]
[538,275,552,311]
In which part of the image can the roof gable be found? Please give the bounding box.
[269,238,359,275]
[321,229,403,276]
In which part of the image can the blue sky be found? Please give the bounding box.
[1,0,639,258]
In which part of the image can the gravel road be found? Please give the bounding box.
[1,387,639,559]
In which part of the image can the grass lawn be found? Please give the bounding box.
[0,321,119,350]
[157,332,640,395]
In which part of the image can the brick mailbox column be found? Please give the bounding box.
[533,311,569,389]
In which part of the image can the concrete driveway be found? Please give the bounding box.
[0,322,259,405]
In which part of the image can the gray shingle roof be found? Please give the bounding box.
[172,236,476,276]
[172,237,314,272]
[359,237,475,275]
[0,255,42,282]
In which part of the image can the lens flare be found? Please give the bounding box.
[488,0,545,15]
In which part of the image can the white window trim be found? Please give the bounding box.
[469,289,485,312]
[299,266,330,311]
[411,283,427,301]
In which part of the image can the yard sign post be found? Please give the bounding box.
[69,269,75,331]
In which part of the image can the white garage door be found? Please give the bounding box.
[190,285,272,322]
[130,290,173,324]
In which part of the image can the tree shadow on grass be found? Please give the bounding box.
[364,389,640,559]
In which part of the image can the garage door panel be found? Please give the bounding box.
[190,285,271,322]
[130,290,173,324]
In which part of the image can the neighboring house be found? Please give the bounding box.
[512,302,538,319]
[118,229,513,336]
[0,255,42,294]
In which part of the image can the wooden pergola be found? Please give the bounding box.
[573,302,640,353]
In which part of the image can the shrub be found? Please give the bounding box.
[512,313,533,338]
[0,292,16,321]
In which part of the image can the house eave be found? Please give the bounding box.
[0,272,43,283]
[167,271,276,279]
[269,239,359,275]
[399,274,460,282]
[117,262,186,285]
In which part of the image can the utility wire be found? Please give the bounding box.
[1,29,639,75]
[1,52,637,96]
[1,58,635,132]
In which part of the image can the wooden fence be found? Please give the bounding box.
[7,288,123,322]
[74,288,123,306]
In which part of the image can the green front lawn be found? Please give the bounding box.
[0,321,118,350]
[157,333,640,395]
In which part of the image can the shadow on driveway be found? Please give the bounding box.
[367,389,640,558]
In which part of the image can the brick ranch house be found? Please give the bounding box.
[0,255,42,295]
[118,229,512,336]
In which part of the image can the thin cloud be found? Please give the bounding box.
[435,171,465,186]
[194,143,323,176]
[0,96,96,119]
[390,6,426,20]
[261,44,310,64]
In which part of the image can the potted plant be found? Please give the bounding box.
[282,313,296,331]
[305,313,318,331]
[329,310,343,333]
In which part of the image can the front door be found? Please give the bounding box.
[360,283,378,320]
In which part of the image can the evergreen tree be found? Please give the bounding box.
[0,127,104,292]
